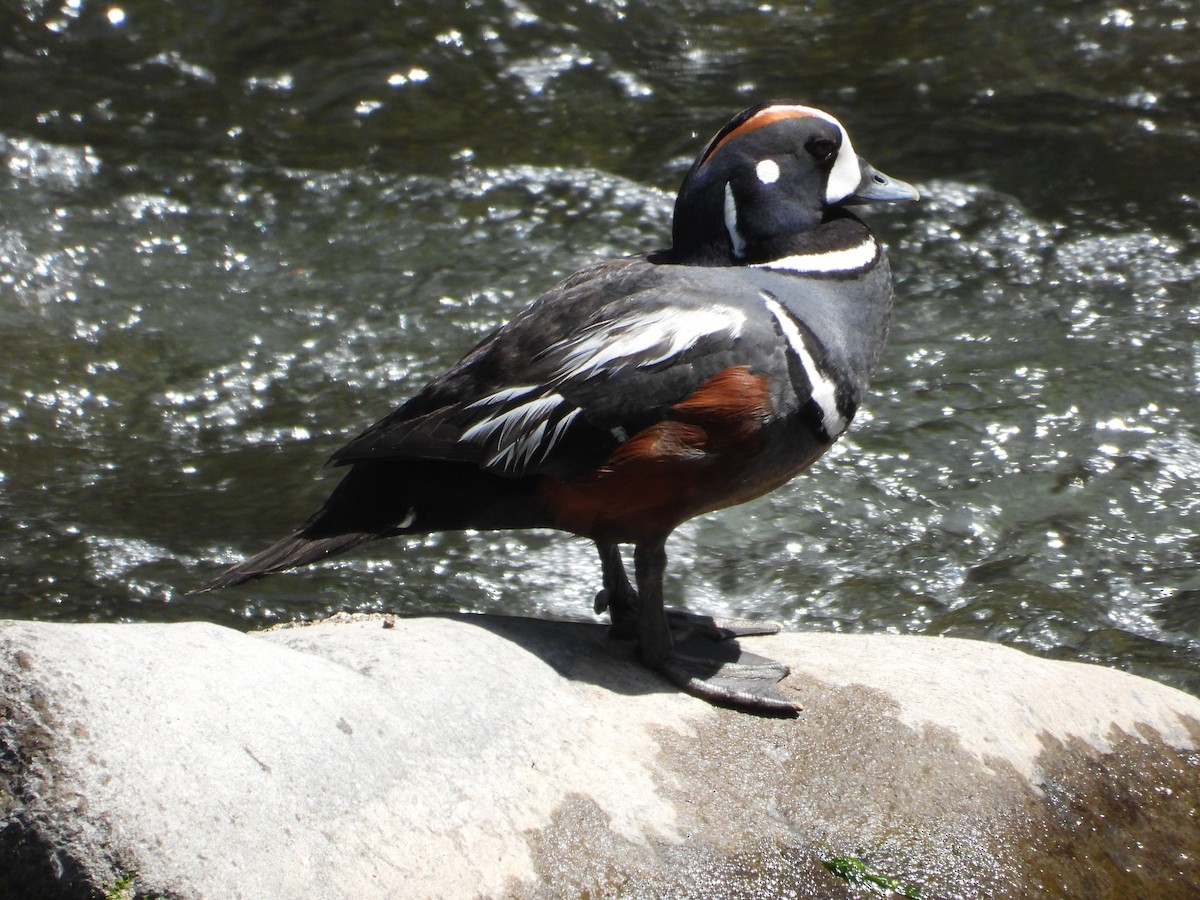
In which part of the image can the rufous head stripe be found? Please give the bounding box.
[699,104,840,167]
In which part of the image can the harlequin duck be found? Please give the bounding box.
[198,102,918,713]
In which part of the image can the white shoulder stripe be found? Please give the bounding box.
[759,293,847,439]
[754,236,877,275]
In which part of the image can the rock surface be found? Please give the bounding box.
[2,613,1199,899]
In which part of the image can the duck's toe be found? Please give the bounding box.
[657,652,799,715]
[654,635,800,715]
[665,609,783,642]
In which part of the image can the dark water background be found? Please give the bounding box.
[2,0,1199,694]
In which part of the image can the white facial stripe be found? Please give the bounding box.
[554,305,748,381]
[754,236,878,275]
[759,293,846,438]
[723,183,746,258]
[825,124,860,204]
[756,158,780,184]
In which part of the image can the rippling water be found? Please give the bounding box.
[2,0,1199,693]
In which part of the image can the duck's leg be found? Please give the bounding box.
[632,540,799,715]
[632,539,674,666]
[594,540,639,639]
[594,540,780,641]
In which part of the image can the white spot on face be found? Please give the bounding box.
[756,158,780,185]
[759,293,847,438]
[754,236,878,274]
[723,183,746,258]
[395,507,416,529]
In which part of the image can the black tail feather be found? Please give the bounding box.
[194,458,551,594]
[195,530,376,593]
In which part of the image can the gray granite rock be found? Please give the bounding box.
[2,614,1198,899]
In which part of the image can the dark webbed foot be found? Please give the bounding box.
[658,652,798,714]
[613,540,799,716]
[659,611,798,713]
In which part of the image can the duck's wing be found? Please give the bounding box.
[329,265,791,482]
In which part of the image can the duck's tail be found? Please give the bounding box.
[194,458,550,593]
[194,529,375,592]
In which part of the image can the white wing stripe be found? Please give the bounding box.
[541,408,581,462]
[760,293,846,438]
[554,306,748,382]
[461,392,583,473]
[461,394,565,445]
[466,384,539,409]
[489,419,549,470]
[459,303,750,472]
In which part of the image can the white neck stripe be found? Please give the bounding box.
[723,183,746,258]
[753,236,877,275]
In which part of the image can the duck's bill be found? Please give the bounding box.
[843,160,920,204]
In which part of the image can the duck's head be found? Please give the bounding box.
[670,102,919,265]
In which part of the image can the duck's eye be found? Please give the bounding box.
[807,138,837,162]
